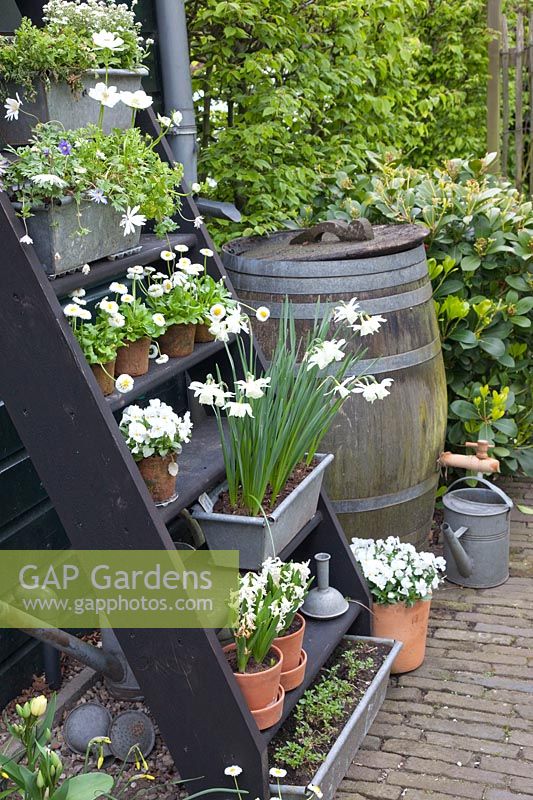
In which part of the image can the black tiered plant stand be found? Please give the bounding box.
[0,104,371,796]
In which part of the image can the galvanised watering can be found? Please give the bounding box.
[441,477,513,589]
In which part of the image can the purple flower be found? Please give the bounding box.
[87,187,108,205]
[42,148,50,157]
[58,139,72,156]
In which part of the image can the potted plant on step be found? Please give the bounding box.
[270,558,312,691]
[144,262,204,358]
[120,399,193,503]
[0,0,150,144]
[191,299,393,568]
[193,250,235,341]
[351,536,446,673]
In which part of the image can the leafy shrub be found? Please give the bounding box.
[314,154,533,474]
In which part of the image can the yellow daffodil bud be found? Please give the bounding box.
[15,704,24,717]
[30,696,47,718]
[50,752,61,769]
[1,771,10,780]
[21,702,31,719]
[36,772,45,789]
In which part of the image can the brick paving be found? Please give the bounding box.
[337,477,533,800]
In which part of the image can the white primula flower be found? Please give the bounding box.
[189,378,232,407]
[109,282,128,295]
[121,293,135,304]
[306,339,346,371]
[353,314,387,336]
[4,93,22,121]
[92,30,124,50]
[209,303,226,321]
[235,375,271,399]
[120,89,153,110]
[19,233,33,245]
[255,306,270,322]
[88,82,121,107]
[31,174,67,188]
[152,313,166,327]
[99,299,119,315]
[160,249,176,262]
[225,400,254,418]
[120,206,146,236]
[116,374,134,393]
[224,766,242,777]
[333,297,360,325]
[168,461,179,477]
[155,354,169,365]
[199,247,213,257]
[156,113,171,127]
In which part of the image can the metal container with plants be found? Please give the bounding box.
[191,298,393,569]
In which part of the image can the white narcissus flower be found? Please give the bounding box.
[4,93,22,121]
[353,314,387,336]
[155,354,169,364]
[223,766,242,777]
[235,375,271,399]
[31,174,67,188]
[225,400,254,418]
[19,233,33,245]
[92,30,124,50]
[209,303,226,320]
[168,461,179,477]
[152,313,166,327]
[160,249,176,262]
[189,378,232,407]
[109,282,128,295]
[255,306,270,322]
[306,339,346,371]
[116,374,134,393]
[120,206,147,236]
[224,308,249,335]
[199,247,213,257]
[333,297,360,325]
[353,378,393,403]
[209,319,230,342]
[120,90,153,110]
[88,82,121,107]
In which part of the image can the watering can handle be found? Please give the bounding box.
[446,476,513,509]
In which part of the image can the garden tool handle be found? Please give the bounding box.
[446,476,513,509]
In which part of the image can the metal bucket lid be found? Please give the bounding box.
[443,489,510,516]
[222,224,428,262]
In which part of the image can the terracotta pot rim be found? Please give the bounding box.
[274,612,305,644]
[223,643,283,676]
[250,684,285,729]
[280,647,307,679]
[373,597,431,609]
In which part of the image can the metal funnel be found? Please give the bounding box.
[301,553,349,620]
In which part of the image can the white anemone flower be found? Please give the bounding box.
[171,110,183,127]
[4,93,22,121]
[255,306,270,322]
[156,113,171,127]
[120,206,147,236]
[306,339,346,370]
[120,89,153,110]
[92,30,124,50]
[88,83,121,108]
[209,303,226,320]
[109,282,128,295]
[115,374,134,393]
[235,375,271,399]
[31,174,67,188]
[352,314,387,336]
[223,766,242,777]
[225,400,254,418]
[152,313,166,327]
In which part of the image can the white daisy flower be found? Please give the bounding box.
[223,766,242,777]
[269,768,287,778]
[152,313,166,327]
[199,248,213,257]
[174,244,189,253]
[209,303,226,320]
[109,282,128,295]
[255,306,270,322]
[115,374,134,393]
[160,249,176,262]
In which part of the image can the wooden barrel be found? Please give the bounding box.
[222,224,447,547]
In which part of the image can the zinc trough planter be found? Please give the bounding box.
[270,635,402,800]
[0,68,148,146]
[192,453,334,570]
[17,196,141,275]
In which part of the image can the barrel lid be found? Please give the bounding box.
[222,223,428,263]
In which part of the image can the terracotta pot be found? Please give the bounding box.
[195,323,216,343]
[115,337,151,377]
[280,648,307,692]
[371,598,431,674]
[90,359,116,396]
[137,454,177,503]
[159,323,197,358]
[251,684,285,731]
[223,644,283,711]
[273,612,306,672]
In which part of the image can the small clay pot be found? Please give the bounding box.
[273,612,306,672]
[91,359,116,396]
[371,598,431,674]
[251,684,285,731]
[158,323,197,358]
[280,648,307,692]
[195,322,215,343]
[223,643,283,711]
[137,454,178,503]
[115,337,151,377]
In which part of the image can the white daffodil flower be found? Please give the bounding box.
[4,93,22,121]
[225,400,254,418]
[92,30,124,50]
[119,89,153,110]
[235,375,271,399]
[31,174,67,188]
[109,282,128,295]
[333,297,360,325]
[115,374,134,393]
[306,338,346,371]
[189,379,232,407]
[88,82,121,107]
[120,206,146,236]
[352,314,387,336]
[152,313,166,327]
[255,306,270,322]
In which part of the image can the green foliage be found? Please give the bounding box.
[146,285,203,327]
[195,274,234,322]
[317,154,533,474]
[73,318,120,365]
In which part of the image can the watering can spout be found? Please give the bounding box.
[441,523,473,578]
